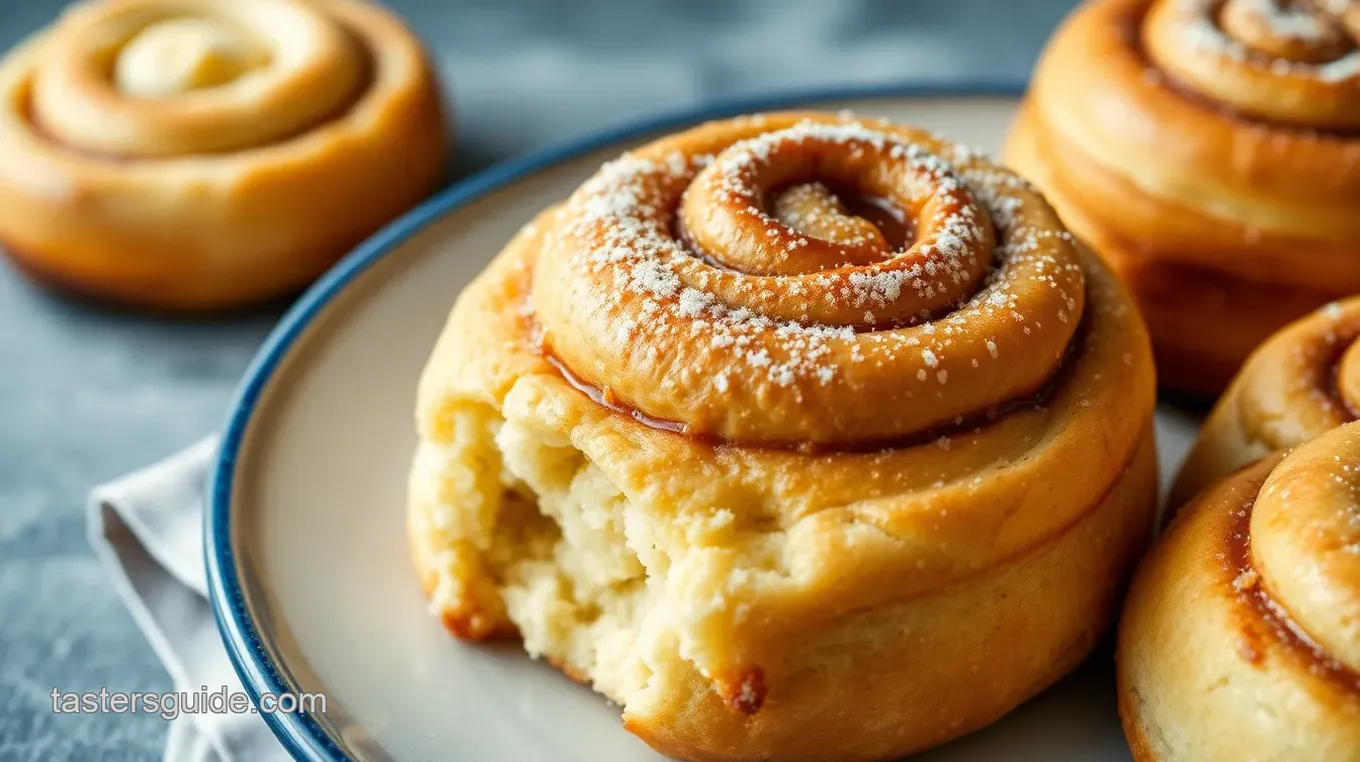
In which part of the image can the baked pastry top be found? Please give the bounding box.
[0,0,448,309]
[1006,0,1360,392]
[409,111,1159,761]
[1120,422,1360,761]
[1174,296,1360,506]
[1127,291,1360,760]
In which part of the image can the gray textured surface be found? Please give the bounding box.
[0,1,1079,759]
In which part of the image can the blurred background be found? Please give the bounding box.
[0,0,1080,758]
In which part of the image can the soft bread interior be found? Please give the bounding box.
[413,402,671,708]
[409,386,1161,759]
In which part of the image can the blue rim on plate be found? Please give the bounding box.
[205,80,1026,761]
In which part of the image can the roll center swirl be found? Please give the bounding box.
[115,18,269,96]
[680,131,982,280]
[29,0,366,158]
[768,183,898,258]
[1221,0,1356,62]
[672,125,996,327]
[531,114,1086,446]
[1251,426,1360,674]
[1145,0,1360,126]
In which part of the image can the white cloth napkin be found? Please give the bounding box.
[87,437,290,762]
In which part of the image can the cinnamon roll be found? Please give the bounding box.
[0,0,448,310]
[1119,422,1360,761]
[1173,296,1360,507]
[408,112,1158,761]
[1005,0,1360,393]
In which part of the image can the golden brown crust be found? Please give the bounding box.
[712,666,766,716]
[1118,429,1360,761]
[409,112,1159,761]
[407,496,514,641]
[532,113,1086,446]
[0,0,449,311]
[1172,296,1360,506]
[1007,101,1347,393]
[619,430,1157,762]
[1005,0,1360,392]
[1117,685,1160,762]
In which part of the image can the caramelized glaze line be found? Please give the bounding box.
[537,299,1089,455]
[1226,490,1360,694]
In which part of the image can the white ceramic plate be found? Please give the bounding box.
[207,87,1202,762]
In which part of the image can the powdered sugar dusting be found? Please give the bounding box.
[772,182,884,251]
[561,140,864,389]
[1236,0,1336,43]
[700,120,988,312]
[1173,0,1360,83]
[540,114,1085,437]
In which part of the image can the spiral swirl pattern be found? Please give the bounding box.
[1120,423,1360,760]
[1147,0,1360,127]
[30,0,366,157]
[1250,429,1360,679]
[1174,297,1360,504]
[1006,0,1360,392]
[534,114,1085,445]
[410,112,1158,759]
[0,0,447,309]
